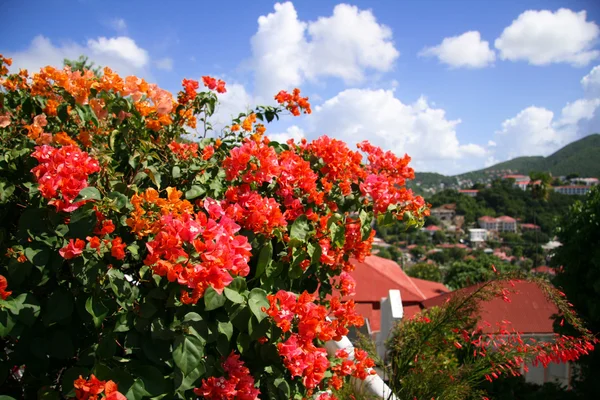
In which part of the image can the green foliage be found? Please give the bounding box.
[552,186,600,398]
[63,56,102,77]
[406,263,442,282]
[444,254,518,290]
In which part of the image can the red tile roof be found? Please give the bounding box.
[422,281,559,334]
[425,225,441,231]
[520,223,540,229]
[532,266,556,275]
[459,189,479,193]
[348,255,450,332]
[497,216,516,222]
[478,216,496,222]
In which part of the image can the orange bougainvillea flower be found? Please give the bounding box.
[73,374,105,400]
[104,380,127,400]
[0,275,12,300]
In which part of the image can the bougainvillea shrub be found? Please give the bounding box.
[0,55,428,399]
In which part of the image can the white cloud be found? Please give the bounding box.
[250,2,399,98]
[4,35,150,76]
[110,18,127,33]
[495,9,600,66]
[308,88,486,173]
[582,65,600,94]
[269,125,305,143]
[559,98,600,125]
[494,100,600,159]
[487,140,497,147]
[420,31,495,68]
[87,37,148,68]
[155,57,174,71]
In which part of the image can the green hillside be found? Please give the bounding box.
[411,134,600,188]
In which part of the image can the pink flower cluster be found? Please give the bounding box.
[195,352,259,400]
[144,198,252,304]
[31,145,100,212]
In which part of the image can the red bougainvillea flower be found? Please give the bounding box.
[202,76,226,93]
[274,88,311,115]
[31,145,100,212]
[73,374,105,400]
[222,138,280,184]
[179,78,199,104]
[195,351,260,399]
[59,238,85,259]
[104,380,127,400]
[111,237,127,260]
[169,141,199,160]
[0,275,12,300]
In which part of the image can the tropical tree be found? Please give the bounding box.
[406,263,442,282]
[552,186,600,397]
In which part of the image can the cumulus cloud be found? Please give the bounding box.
[581,65,600,95]
[155,57,174,71]
[494,99,600,160]
[268,125,305,143]
[420,31,496,68]
[307,88,486,173]
[4,35,150,76]
[495,9,600,66]
[250,2,399,98]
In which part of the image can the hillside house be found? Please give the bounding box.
[520,223,541,231]
[347,255,449,337]
[478,216,517,233]
[421,281,572,387]
[458,189,479,197]
[430,204,456,223]
[569,177,598,186]
[469,228,487,243]
[554,185,591,196]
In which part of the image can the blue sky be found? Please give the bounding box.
[1,0,600,174]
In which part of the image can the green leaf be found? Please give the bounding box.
[173,334,204,375]
[24,245,50,267]
[75,187,101,202]
[217,321,233,340]
[175,364,206,393]
[85,296,108,328]
[224,287,244,304]
[359,209,373,240]
[49,330,74,359]
[185,185,206,200]
[255,241,272,279]
[289,215,310,246]
[236,332,252,354]
[248,288,269,322]
[43,289,73,325]
[0,309,15,337]
[12,293,41,326]
[204,287,226,311]
[172,166,181,179]
[108,191,129,210]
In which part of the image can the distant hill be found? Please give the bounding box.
[410,134,600,191]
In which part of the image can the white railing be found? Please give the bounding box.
[320,289,402,400]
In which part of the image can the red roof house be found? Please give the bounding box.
[421,281,558,334]
[348,255,449,332]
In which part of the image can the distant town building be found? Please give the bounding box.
[503,174,529,183]
[458,189,479,197]
[520,223,541,231]
[569,177,598,186]
[553,185,591,196]
[421,225,441,236]
[430,204,456,223]
[468,228,487,242]
[478,216,517,232]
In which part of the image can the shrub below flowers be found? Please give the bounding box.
[0,54,429,399]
